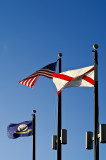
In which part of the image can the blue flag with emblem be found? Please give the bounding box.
[7,120,33,139]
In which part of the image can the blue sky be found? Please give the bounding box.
[0,0,106,160]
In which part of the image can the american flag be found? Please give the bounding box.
[18,62,57,88]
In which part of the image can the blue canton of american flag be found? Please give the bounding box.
[18,62,57,88]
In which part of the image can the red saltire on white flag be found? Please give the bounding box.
[53,65,94,95]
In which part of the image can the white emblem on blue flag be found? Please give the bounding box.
[18,124,28,132]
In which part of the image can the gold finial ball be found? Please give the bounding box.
[58,53,62,57]
[33,110,36,113]
[93,44,99,50]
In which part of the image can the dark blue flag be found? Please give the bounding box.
[7,120,33,139]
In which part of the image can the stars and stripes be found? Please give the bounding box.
[53,65,94,95]
[18,62,57,88]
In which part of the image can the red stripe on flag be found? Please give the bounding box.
[83,75,94,85]
[86,66,94,74]
[27,78,33,87]
[53,73,74,81]
[27,77,37,88]
[24,79,30,86]
[57,89,62,95]
[21,80,25,85]
[30,76,39,88]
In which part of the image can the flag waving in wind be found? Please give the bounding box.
[53,65,94,95]
[18,62,57,88]
[7,120,32,139]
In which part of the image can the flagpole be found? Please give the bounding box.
[32,110,36,160]
[92,44,99,160]
[57,53,62,160]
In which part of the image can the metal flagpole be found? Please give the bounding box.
[57,53,62,160]
[92,44,99,160]
[32,110,36,160]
